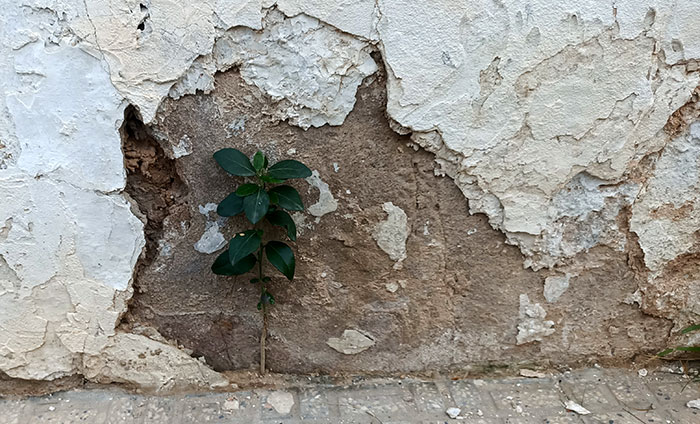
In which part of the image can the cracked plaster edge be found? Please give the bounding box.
[26,1,697,381]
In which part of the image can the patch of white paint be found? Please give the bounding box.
[631,122,700,275]
[517,294,555,345]
[194,222,227,254]
[171,135,193,159]
[306,170,338,218]
[372,202,409,262]
[544,275,571,303]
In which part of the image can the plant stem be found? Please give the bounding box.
[258,243,267,375]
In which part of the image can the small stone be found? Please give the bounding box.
[519,369,547,378]
[564,400,591,415]
[267,391,295,415]
[223,397,240,411]
[385,282,399,293]
[446,407,461,418]
[638,368,648,377]
[687,399,700,409]
[48,406,55,412]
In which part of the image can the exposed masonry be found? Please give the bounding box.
[1,0,700,388]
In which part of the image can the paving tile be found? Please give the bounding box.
[0,368,696,423]
[449,379,498,416]
[299,388,333,420]
[410,382,449,413]
[581,408,671,424]
[337,385,416,422]
[486,379,565,417]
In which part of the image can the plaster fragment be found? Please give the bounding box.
[516,294,555,345]
[543,275,571,303]
[326,329,375,354]
[306,170,338,218]
[194,223,227,254]
[564,400,591,415]
[171,135,193,159]
[372,202,409,262]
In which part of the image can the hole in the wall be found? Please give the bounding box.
[120,105,189,275]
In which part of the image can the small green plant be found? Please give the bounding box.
[657,324,700,358]
[211,148,311,374]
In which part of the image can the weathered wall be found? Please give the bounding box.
[1,0,699,389]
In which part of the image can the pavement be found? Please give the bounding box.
[2,367,700,423]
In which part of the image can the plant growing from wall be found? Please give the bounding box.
[657,323,700,388]
[211,148,311,374]
[658,323,700,358]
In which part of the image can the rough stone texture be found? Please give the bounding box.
[126,71,672,373]
[2,0,700,388]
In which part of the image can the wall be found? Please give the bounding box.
[1,0,699,391]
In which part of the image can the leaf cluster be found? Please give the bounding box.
[210,149,311,289]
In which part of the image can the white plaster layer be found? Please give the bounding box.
[0,1,228,387]
[544,275,571,303]
[372,202,409,262]
[517,294,555,345]
[375,0,700,269]
[631,122,700,275]
[306,170,338,218]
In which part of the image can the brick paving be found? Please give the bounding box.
[2,367,699,423]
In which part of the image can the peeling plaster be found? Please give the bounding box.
[516,294,555,345]
[631,122,700,275]
[372,202,409,263]
[3,0,700,385]
[306,170,338,218]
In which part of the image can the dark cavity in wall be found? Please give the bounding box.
[120,105,189,290]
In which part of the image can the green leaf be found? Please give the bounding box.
[236,183,260,196]
[681,324,700,334]
[675,346,700,353]
[250,278,260,284]
[263,155,269,168]
[213,148,256,176]
[265,241,295,280]
[260,175,285,184]
[268,185,304,211]
[243,189,270,224]
[267,160,312,179]
[212,251,256,275]
[262,277,271,283]
[253,151,265,171]
[228,230,261,265]
[266,210,297,241]
[217,192,244,217]
[657,348,675,357]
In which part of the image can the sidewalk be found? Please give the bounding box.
[2,367,699,423]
